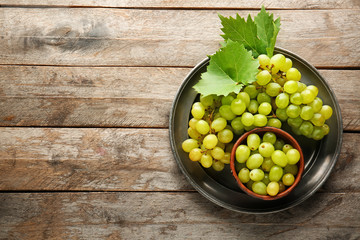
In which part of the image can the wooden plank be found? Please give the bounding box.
[0,9,359,67]
[0,192,359,239]
[0,0,359,9]
[0,128,358,192]
[0,66,358,130]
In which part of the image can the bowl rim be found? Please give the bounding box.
[230,127,305,200]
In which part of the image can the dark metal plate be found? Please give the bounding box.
[169,48,343,213]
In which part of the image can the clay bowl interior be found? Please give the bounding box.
[230,127,305,200]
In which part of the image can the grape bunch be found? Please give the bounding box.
[182,53,333,171]
[236,132,300,197]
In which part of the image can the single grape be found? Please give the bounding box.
[189,118,198,129]
[263,132,277,144]
[258,102,272,115]
[210,146,225,160]
[247,133,261,151]
[276,76,287,87]
[287,117,303,128]
[262,173,270,185]
[243,85,259,99]
[270,54,286,73]
[322,124,330,135]
[278,181,286,193]
[238,168,251,183]
[250,169,265,182]
[219,105,236,120]
[253,114,268,127]
[182,139,199,152]
[312,126,325,140]
[297,82,307,92]
[267,181,280,196]
[276,108,288,121]
[248,99,259,114]
[246,153,264,169]
[200,154,213,168]
[231,98,246,115]
[286,104,301,118]
[311,113,325,127]
[282,173,295,186]
[203,134,218,149]
[246,180,255,189]
[221,95,235,105]
[282,144,293,154]
[244,125,256,132]
[191,103,205,119]
[212,160,225,171]
[231,117,244,131]
[189,148,202,161]
[267,118,282,129]
[320,105,333,120]
[266,82,282,97]
[291,126,302,136]
[301,89,316,104]
[271,150,288,167]
[308,97,323,113]
[269,165,284,182]
[280,58,292,72]
[300,105,314,120]
[252,181,267,195]
[257,92,272,104]
[299,121,314,137]
[258,142,275,158]
[262,157,275,172]
[237,92,251,107]
[236,145,251,163]
[284,164,299,175]
[218,129,233,143]
[220,152,231,164]
[284,80,298,94]
[216,141,225,149]
[241,112,255,127]
[211,117,227,132]
[275,93,290,109]
[306,85,319,96]
[290,92,303,105]
[274,139,285,150]
[200,95,214,107]
[188,127,202,140]
[233,128,245,136]
[286,148,301,165]
[196,120,210,135]
[286,68,301,81]
[256,70,272,85]
[258,54,270,68]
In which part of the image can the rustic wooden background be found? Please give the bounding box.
[0,1,359,239]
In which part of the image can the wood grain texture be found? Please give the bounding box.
[0,192,359,239]
[0,66,358,130]
[0,128,358,192]
[0,8,359,67]
[0,0,359,9]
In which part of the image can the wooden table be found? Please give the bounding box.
[0,1,359,239]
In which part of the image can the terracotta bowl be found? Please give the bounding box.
[230,127,305,200]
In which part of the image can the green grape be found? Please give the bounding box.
[290,92,303,105]
[247,133,261,151]
[216,141,225,149]
[191,102,205,119]
[282,144,293,154]
[284,164,298,175]
[257,92,272,104]
[266,82,282,97]
[311,113,325,127]
[287,117,303,128]
[244,125,256,132]
[263,132,277,144]
[253,114,268,127]
[203,134,218,149]
[189,148,202,161]
[312,126,325,140]
[280,58,292,72]
[248,100,259,114]
[275,93,290,109]
[212,160,225,171]
[231,98,246,115]
[286,149,300,165]
[282,173,295,186]
[300,105,314,120]
[237,92,251,107]
[258,142,275,158]
[221,95,235,105]
[276,108,288,121]
[189,118,198,129]
[322,124,330,135]
[299,121,314,136]
[286,104,301,118]
[267,181,280,196]
[211,146,225,160]
[241,112,255,127]
[238,168,250,183]
[188,127,202,140]
[244,84,259,99]
[200,94,214,107]
[200,154,213,168]
[218,129,233,144]
[219,105,236,120]
[220,152,231,164]
[301,89,316,104]
[308,97,323,113]
[246,180,255,189]
[262,157,275,172]
[236,145,251,163]
[246,153,264,169]
[269,165,284,182]
[297,82,307,93]
[274,139,285,150]
[270,54,286,73]
[233,128,245,136]
[306,85,319,96]
[320,105,333,120]
[231,117,244,131]
[195,120,210,135]
[284,80,298,94]
[262,173,270,186]
[252,181,267,195]
[267,118,282,129]
[226,142,234,153]
[256,70,272,85]
[278,181,286,193]
[271,150,288,167]
[275,76,287,87]
[250,169,265,182]
[182,139,199,152]
[286,68,301,81]
[291,126,302,136]
[258,102,272,115]
[213,112,222,119]
[211,117,227,132]
[258,54,270,68]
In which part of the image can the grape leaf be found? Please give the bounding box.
[219,13,265,57]
[193,40,259,96]
[254,6,281,57]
